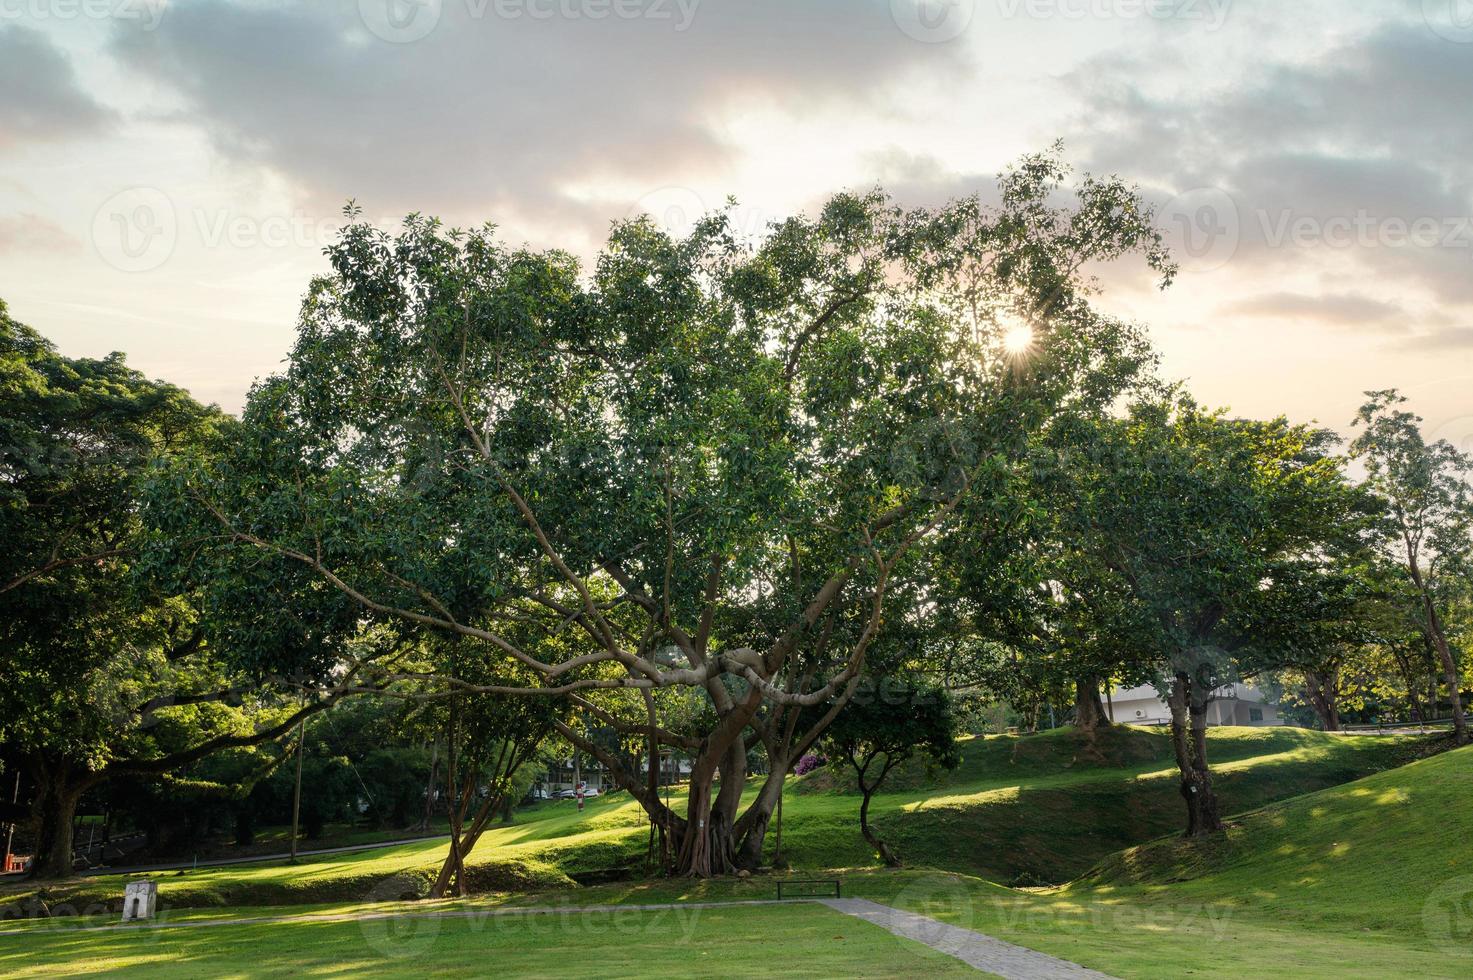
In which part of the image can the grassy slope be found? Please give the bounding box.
[1076,740,1473,933]
[786,725,1427,883]
[900,743,1473,978]
[0,726,1427,917]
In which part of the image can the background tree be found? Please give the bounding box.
[0,302,348,879]
[1042,396,1363,836]
[1351,390,1472,745]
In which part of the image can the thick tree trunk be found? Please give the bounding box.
[1304,670,1342,732]
[1073,677,1110,731]
[673,770,730,877]
[28,765,83,881]
[1167,673,1223,838]
[731,757,789,870]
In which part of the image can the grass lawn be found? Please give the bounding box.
[3,732,1468,979]
[2,725,1432,920]
[0,901,982,979]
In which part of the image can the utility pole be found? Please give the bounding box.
[290,718,305,863]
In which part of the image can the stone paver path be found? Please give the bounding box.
[822,897,1118,980]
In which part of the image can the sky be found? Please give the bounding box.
[2,0,1471,450]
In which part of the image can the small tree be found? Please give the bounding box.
[817,678,960,867]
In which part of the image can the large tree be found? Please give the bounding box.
[154,150,1173,876]
[1351,390,1472,745]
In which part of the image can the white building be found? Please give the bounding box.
[1107,682,1282,727]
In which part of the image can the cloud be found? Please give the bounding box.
[109,0,967,230]
[0,26,115,152]
[0,213,81,255]
[1396,327,1473,352]
[1222,291,1404,327]
[1066,16,1473,313]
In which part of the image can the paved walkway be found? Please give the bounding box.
[822,898,1117,980]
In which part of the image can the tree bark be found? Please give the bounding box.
[1167,672,1223,838]
[1304,670,1342,732]
[27,765,82,880]
[1408,553,1468,744]
[1424,602,1469,745]
[1073,677,1111,732]
[419,741,438,832]
[858,787,899,867]
[855,753,901,868]
[1187,694,1223,834]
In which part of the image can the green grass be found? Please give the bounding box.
[784,724,1429,883]
[0,902,981,978]
[883,742,1473,978]
[2,730,1463,977]
[2,725,1428,919]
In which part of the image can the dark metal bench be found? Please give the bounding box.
[776,878,841,899]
